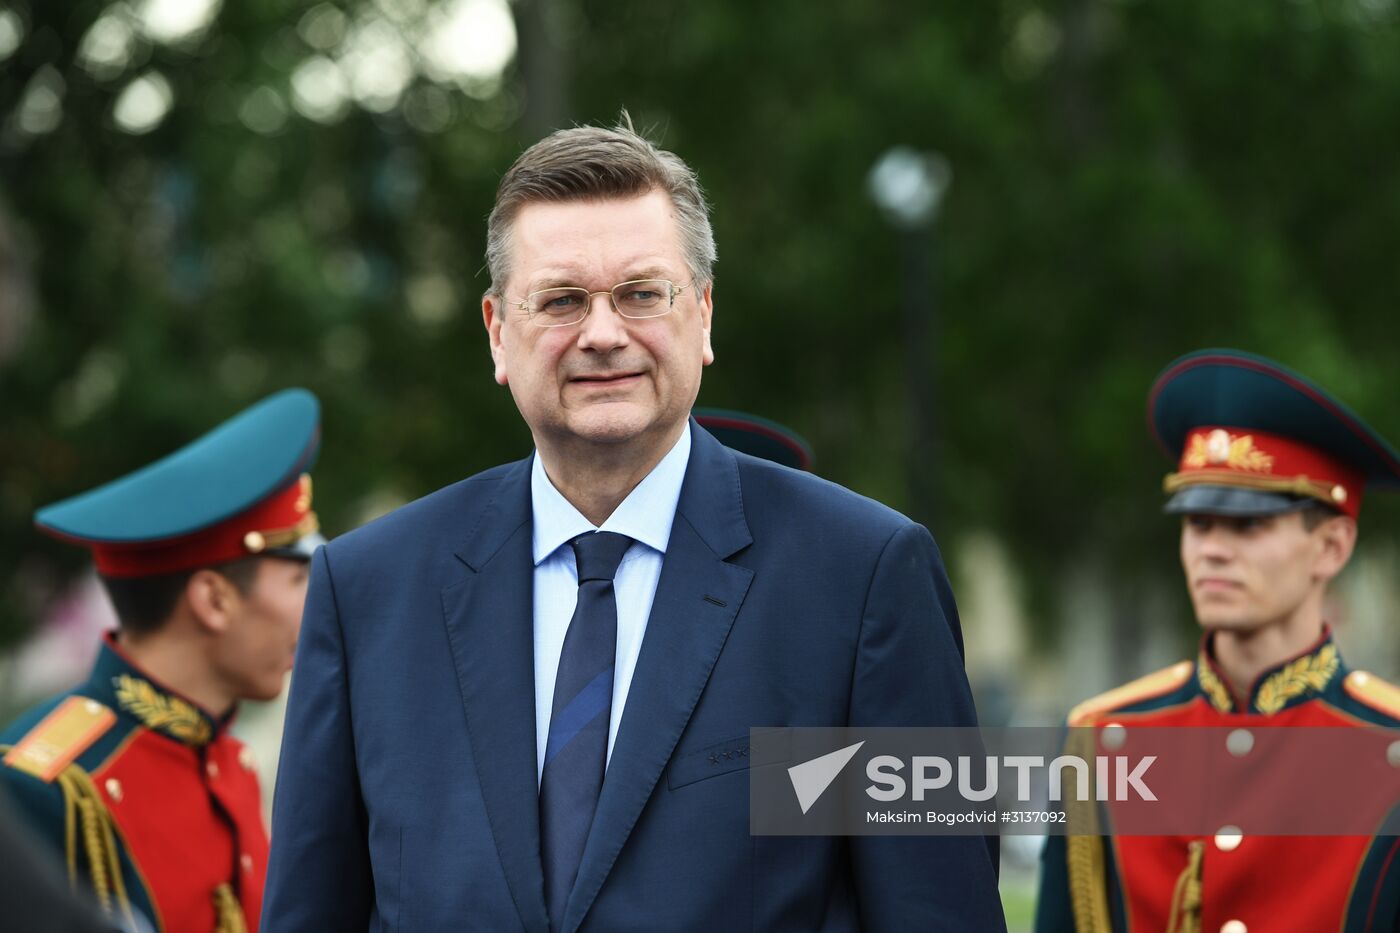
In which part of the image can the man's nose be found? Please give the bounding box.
[1195,528,1234,561]
[576,292,630,350]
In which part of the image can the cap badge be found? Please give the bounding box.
[1184,430,1274,473]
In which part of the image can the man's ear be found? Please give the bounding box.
[699,283,714,367]
[185,569,240,635]
[1313,514,1358,584]
[483,293,509,386]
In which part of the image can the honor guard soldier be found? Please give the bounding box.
[1035,350,1400,933]
[1,389,324,933]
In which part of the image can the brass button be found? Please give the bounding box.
[84,700,103,715]
[1387,741,1400,768]
[1214,826,1244,852]
[241,853,254,872]
[206,761,220,779]
[1331,485,1347,504]
[1221,921,1247,933]
[104,779,123,802]
[1226,729,1253,757]
[239,747,257,772]
[1101,723,1127,751]
[243,530,266,553]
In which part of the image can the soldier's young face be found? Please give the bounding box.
[482,189,714,461]
[1179,512,1329,631]
[215,557,310,702]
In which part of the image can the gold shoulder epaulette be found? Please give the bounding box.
[3,696,116,782]
[1344,671,1400,721]
[1068,660,1194,726]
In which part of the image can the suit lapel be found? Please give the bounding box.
[442,458,551,933]
[563,425,755,933]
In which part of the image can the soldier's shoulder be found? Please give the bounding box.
[2,693,120,784]
[1338,670,1400,725]
[1068,660,1196,726]
[1,693,123,854]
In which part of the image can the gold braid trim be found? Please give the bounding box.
[255,511,320,549]
[1255,643,1339,714]
[64,767,78,885]
[114,674,212,745]
[1195,655,1234,713]
[1164,840,1205,933]
[75,794,109,911]
[52,764,136,931]
[1163,469,1340,505]
[214,882,249,933]
[1064,728,1111,933]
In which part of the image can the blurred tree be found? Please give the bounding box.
[1,0,1399,659]
[566,0,1400,652]
[0,0,525,646]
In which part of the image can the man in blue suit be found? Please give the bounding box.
[263,117,1005,932]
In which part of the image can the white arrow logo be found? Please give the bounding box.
[787,741,866,814]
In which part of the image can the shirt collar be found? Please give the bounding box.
[531,422,692,565]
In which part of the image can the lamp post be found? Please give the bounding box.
[867,147,951,529]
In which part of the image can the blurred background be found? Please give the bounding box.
[4,0,1400,926]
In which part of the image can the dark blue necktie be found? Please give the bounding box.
[540,530,631,931]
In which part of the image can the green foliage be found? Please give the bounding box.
[3,0,1400,648]
[569,0,1400,634]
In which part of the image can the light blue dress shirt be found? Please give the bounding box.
[530,423,692,783]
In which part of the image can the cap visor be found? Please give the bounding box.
[1163,486,1317,517]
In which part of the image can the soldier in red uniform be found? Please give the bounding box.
[1035,349,1400,933]
[1,389,323,933]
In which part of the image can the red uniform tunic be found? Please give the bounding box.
[2,635,268,932]
[1036,630,1400,933]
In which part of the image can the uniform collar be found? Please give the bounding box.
[1195,626,1344,715]
[85,632,224,747]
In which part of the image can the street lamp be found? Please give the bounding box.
[867,147,951,230]
[867,147,952,528]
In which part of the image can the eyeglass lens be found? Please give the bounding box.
[526,280,676,324]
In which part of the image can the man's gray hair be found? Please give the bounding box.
[484,114,716,296]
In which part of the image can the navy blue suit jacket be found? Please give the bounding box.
[263,423,1005,932]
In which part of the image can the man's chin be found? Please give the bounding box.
[563,405,665,445]
[242,672,291,704]
[1195,614,1263,634]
